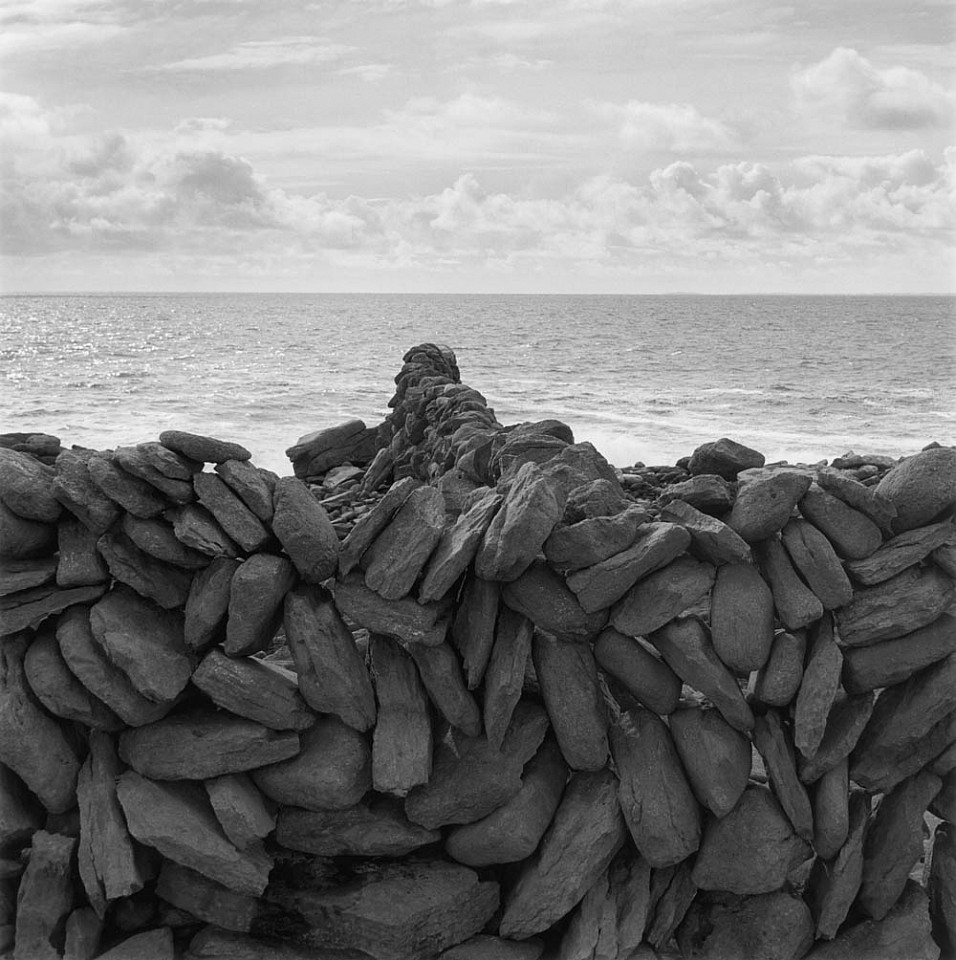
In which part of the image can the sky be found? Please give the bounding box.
[1,0,954,293]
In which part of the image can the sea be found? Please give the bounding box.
[1,294,953,477]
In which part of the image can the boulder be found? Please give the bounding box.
[114,445,194,501]
[451,576,500,688]
[223,554,297,657]
[204,773,275,850]
[688,438,765,480]
[184,557,240,651]
[799,692,875,784]
[409,640,482,737]
[876,446,956,533]
[57,519,110,587]
[96,529,193,609]
[286,419,380,477]
[156,861,258,933]
[166,504,239,558]
[781,518,853,609]
[726,472,811,542]
[214,459,276,522]
[798,483,882,560]
[12,830,76,960]
[660,499,752,565]
[159,430,251,464]
[845,519,954,586]
[753,630,806,707]
[754,536,824,631]
[87,453,166,518]
[481,608,533,747]
[659,475,735,515]
[753,710,813,841]
[544,506,645,572]
[52,450,121,534]
[710,561,775,674]
[793,615,843,758]
[271,477,338,583]
[119,514,207,570]
[816,466,897,532]
[194,472,271,553]
[338,477,422,576]
[593,628,681,716]
[0,500,56,561]
[334,572,446,647]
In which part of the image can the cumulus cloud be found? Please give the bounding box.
[153,37,354,72]
[594,100,739,153]
[791,47,955,130]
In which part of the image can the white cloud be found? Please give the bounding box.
[594,100,739,153]
[152,37,354,72]
[791,47,955,130]
[338,63,393,82]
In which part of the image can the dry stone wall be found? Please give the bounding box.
[1,343,955,960]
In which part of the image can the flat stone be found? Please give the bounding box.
[799,692,875,784]
[117,771,271,896]
[691,785,813,895]
[836,564,954,646]
[781,518,853,609]
[252,717,370,811]
[224,554,297,657]
[642,858,698,952]
[611,708,701,867]
[271,477,339,582]
[799,483,883,560]
[52,451,121,534]
[157,860,258,933]
[611,555,716,638]
[689,438,765,480]
[594,628,681,715]
[440,936,543,960]
[753,630,806,707]
[0,556,57,596]
[185,557,241,651]
[877,446,956,533]
[166,503,240,558]
[87,453,166,518]
[0,500,56,561]
[411,639,482,737]
[660,499,752,565]
[181,926,336,959]
[205,773,275,850]
[846,520,954,587]
[930,768,956,820]
[933,537,956,578]
[502,560,607,642]
[659,475,735,515]
[134,440,200,479]
[283,583,376,731]
[333,571,445,646]
[63,906,103,960]
[544,507,646,573]
[794,615,843,758]
[753,710,813,841]
[57,519,110,587]
[0,582,106,635]
[0,635,80,814]
[13,830,76,960]
[710,561,775,674]
[0,764,42,853]
[928,819,955,957]
[214,459,275,522]
[816,466,897,532]
[114,445,195,502]
[96,529,193,609]
[567,521,691,614]
[194,472,271,553]
[0,448,62,522]
[160,430,251,464]
[533,631,608,771]
[726,473,812,542]
[812,759,849,860]
[648,617,754,732]
[276,798,440,858]
[120,514,208,570]
[287,419,380,477]
[451,576,499,688]
[755,536,824,631]
[480,608,534,752]
[338,477,422,576]
[94,929,174,960]
[563,477,634,522]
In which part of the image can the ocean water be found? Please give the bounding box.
[2,294,953,477]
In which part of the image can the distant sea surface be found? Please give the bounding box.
[2,294,953,477]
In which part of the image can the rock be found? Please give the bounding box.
[334,571,445,646]
[277,797,439,858]
[57,519,110,587]
[836,564,954,647]
[642,859,699,952]
[445,737,567,867]
[753,630,806,707]
[480,608,532,746]
[77,733,148,917]
[0,635,80,814]
[214,459,275,522]
[191,649,314,731]
[799,692,875,784]
[339,477,423,576]
[283,583,376,731]
[660,499,752,565]
[13,830,76,960]
[271,477,339,582]
[799,483,883,560]
[157,860,257,933]
[710,562,774,674]
[119,712,300,780]
[134,439,200,479]
[419,490,502,602]
[931,769,956,820]
[363,485,445,599]
[659,475,736,515]
[194,472,271,553]
[689,438,765,480]
[928,819,955,957]
[224,554,297,657]
[160,430,251,464]
[0,449,62,522]
[370,634,433,797]
[858,771,942,921]
[275,860,499,960]
[451,576,500,688]
[611,708,701,867]
[205,773,275,850]
[726,472,812,542]
[933,536,956,579]
[181,926,335,959]
[648,617,754,732]
[96,529,193,609]
[691,786,813,895]
[52,450,121,534]
[816,466,897,532]
[794,615,843,758]
[877,446,956,533]
[114,445,194,502]
[502,560,607,643]
[0,499,56,561]
[404,640,480,737]
[862,708,956,796]
[117,771,271,895]
[0,556,57,596]
[594,628,681,715]
[56,605,175,727]
[611,556,716,639]
[499,768,627,939]
[842,613,956,693]
[753,710,813,841]
[185,557,240,651]
[1,582,108,635]
[846,520,954,586]
[119,514,208,570]
[566,521,691,613]
[63,906,103,960]
[441,936,543,960]
[544,507,645,572]
[89,586,192,702]
[755,536,824,631]
[533,631,608,771]
[781,518,853,609]
[252,717,370,812]
[286,419,379,477]
[94,928,175,960]
[87,453,166,518]
[0,765,42,853]
[812,759,849,860]
[475,462,566,582]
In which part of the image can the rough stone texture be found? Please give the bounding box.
[441,936,543,960]
[845,519,954,586]
[193,472,271,553]
[52,450,122,535]
[89,586,192,703]
[370,634,433,797]
[812,759,849,861]
[160,430,251,464]
[499,768,627,940]
[166,503,240,559]
[502,560,607,643]
[594,628,681,716]
[781,518,853,609]
[842,613,956,694]
[214,459,275,522]
[252,717,370,812]
[481,608,532,747]
[184,556,240,651]
[0,764,42,854]
[119,712,300,780]
[1,582,107,635]
[181,926,323,959]
[816,466,897,532]
[94,928,175,960]
[753,630,806,707]
[276,799,439,858]
[192,649,314,731]
[799,692,875,784]
[755,536,824,631]
[0,635,80,814]
[287,419,381,477]
[1,556,57,596]
[114,445,194,502]
[96,529,193,609]
[836,564,954,647]
[451,575,500,688]
[659,475,735,515]
[157,860,258,933]
[710,561,775,674]
[544,506,645,572]
[648,617,754,732]
[133,440,199,480]
[928,819,955,958]
[87,453,166,518]
[271,477,339,583]
[334,571,445,646]
[119,514,207,572]
[799,483,883,560]
[611,556,716,639]
[691,786,813,895]
[876,446,956,533]
[753,710,813,841]
[931,768,956,822]
[205,773,276,851]
[611,709,701,867]
[794,615,843,758]
[408,640,481,737]
[13,830,76,960]
[63,906,103,960]
[641,858,699,953]
[445,737,567,867]
[726,472,812,542]
[688,438,765,481]
[283,583,376,731]
[475,462,566,582]
[224,554,297,657]
[0,499,55,562]
[57,519,110,586]
[659,499,752,565]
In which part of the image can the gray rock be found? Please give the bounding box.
[799,692,875,784]
[157,860,258,934]
[816,466,897,533]
[755,536,824,631]
[0,556,57,596]
[338,477,423,576]
[96,529,193,609]
[13,830,76,960]
[594,628,681,716]
[120,514,208,570]
[166,504,240,558]
[753,630,806,707]
[57,519,110,587]
[659,475,736,515]
[52,450,121,534]
[87,453,166,518]
[224,554,297,657]
[544,507,646,573]
[0,499,56,561]
[271,477,338,583]
[710,561,775,674]
[185,557,241,651]
[799,483,883,560]
[451,575,500,688]
[481,608,532,747]
[114,445,195,501]
[753,710,813,841]
[660,499,752,565]
[194,472,271,553]
[928,819,955,957]
[214,459,275,522]
[688,438,765,481]
[794,614,843,759]
[781,518,853,609]
[876,446,956,533]
[726,473,811,542]
[160,430,251,464]
[334,571,446,646]
[845,519,954,585]
[0,448,61,522]
[204,773,275,851]
[812,759,849,860]
[1,582,106,635]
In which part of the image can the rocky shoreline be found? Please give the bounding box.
[1,343,955,960]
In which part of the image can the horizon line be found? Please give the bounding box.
[2,290,954,298]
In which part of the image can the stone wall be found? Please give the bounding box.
[1,344,955,960]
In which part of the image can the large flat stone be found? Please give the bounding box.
[0,500,55,561]
[12,830,76,960]
[451,575,500,688]
[781,518,853,609]
[726,472,812,542]
[52,450,121,534]
[755,536,824,631]
[798,483,882,560]
[333,571,445,646]
[57,518,110,586]
[214,459,275,522]
[159,430,251,464]
[660,499,752,565]
[479,608,530,746]
[876,446,956,533]
[544,506,645,572]
[271,477,339,583]
[594,628,681,715]
[157,860,258,934]
[794,614,843,758]
[710,561,775,674]
[184,557,240,651]
[87,453,166,517]
[96,529,193,609]
[0,582,106,635]
[224,554,297,657]
[753,710,813,841]
[338,477,422,576]
[166,503,240,558]
[845,519,954,586]
[798,692,875,784]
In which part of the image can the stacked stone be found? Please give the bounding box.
[1,347,955,960]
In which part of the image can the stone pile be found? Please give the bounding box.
[1,345,955,960]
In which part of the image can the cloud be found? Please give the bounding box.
[153,37,354,72]
[338,63,393,82]
[593,100,739,153]
[791,47,955,130]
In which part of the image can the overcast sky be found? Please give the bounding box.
[1,0,953,293]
